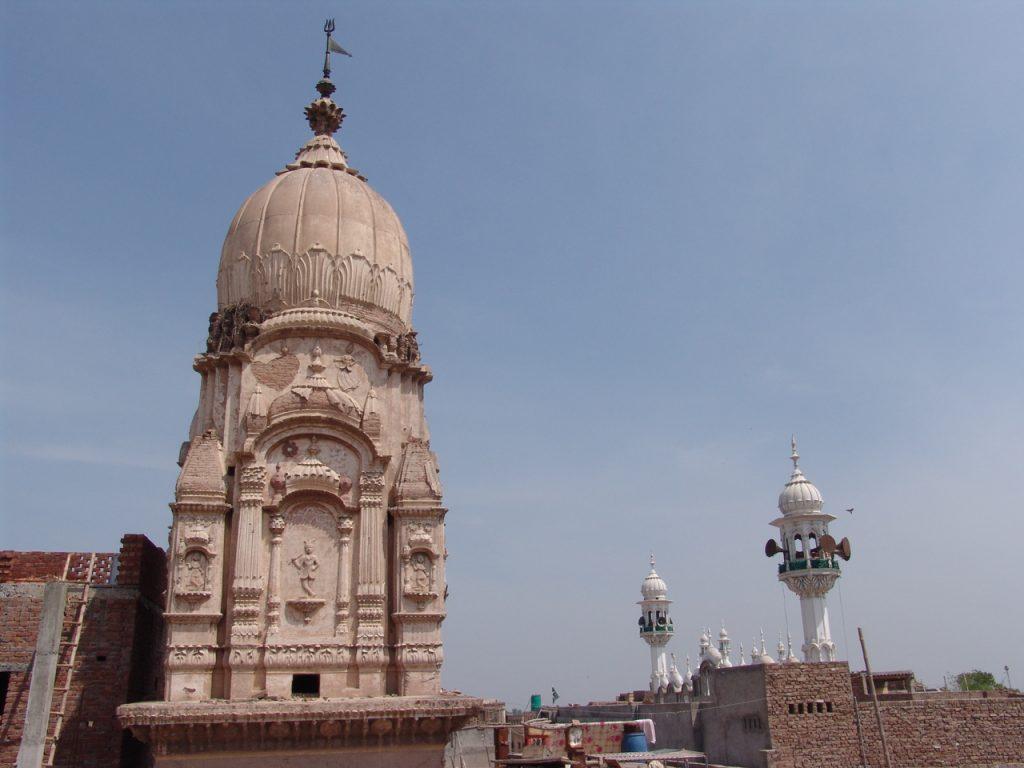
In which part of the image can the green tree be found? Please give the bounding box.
[955,670,1002,691]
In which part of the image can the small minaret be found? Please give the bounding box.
[718,622,733,667]
[638,554,674,693]
[764,438,852,662]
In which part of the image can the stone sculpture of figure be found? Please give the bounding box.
[408,552,432,593]
[338,474,353,496]
[184,551,208,590]
[218,307,236,351]
[206,312,222,352]
[291,541,319,596]
[240,303,263,347]
[373,333,395,356]
[269,464,287,497]
[406,331,420,363]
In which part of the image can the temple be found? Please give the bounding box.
[117,23,482,766]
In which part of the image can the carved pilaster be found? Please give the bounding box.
[335,514,354,635]
[266,510,286,634]
[228,464,266,698]
[355,469,387,691]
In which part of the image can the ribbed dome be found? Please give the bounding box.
[778,438,824,516]
[641,557,668,600]
[778,467,824,515]
[216,90,414,328]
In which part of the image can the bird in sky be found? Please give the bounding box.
[845,507,854,514]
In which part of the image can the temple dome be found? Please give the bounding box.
[216,94,414,329]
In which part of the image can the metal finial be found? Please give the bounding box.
[305,19,347,136]
[790,435,800,469]
[323,19,337,79]
[649,551,656,568]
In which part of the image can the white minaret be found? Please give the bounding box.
[764,438,851,662]
[638,555,674,693]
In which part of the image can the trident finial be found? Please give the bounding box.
[790,435,800,469]
[323,19,337,79]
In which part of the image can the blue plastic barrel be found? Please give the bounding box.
[621,730,648,752]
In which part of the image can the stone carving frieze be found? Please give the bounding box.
[229,646,260,668]
[167,645,216,669]
[373,331,420,363]
[217,246,413,325]
[398,643,443,666]
[206,303,266,353]
[264,643,353,669]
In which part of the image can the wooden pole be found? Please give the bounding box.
[858,627,892,768]
[851,671,869,767]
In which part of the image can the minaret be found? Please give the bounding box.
[638,555,674,694]
[764,438,852,662]
[718,622,732,667]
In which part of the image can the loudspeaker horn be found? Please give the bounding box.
[838,537,851,561]
[765,539,782,557]
[818,534,837,556]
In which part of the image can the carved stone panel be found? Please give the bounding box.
[266,436,360,506]
[280,503,341,640]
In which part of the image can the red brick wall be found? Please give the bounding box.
[116,534,167,605]
[0,535,166,768]
[0,551,117,584]
[0,584,45,765]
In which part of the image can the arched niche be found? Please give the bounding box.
[400,545,438,607]
[275,498,345,638]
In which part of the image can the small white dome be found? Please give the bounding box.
[641,556,668,600]
[778,438,824,515]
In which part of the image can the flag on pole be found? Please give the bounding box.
[328,38,352,57]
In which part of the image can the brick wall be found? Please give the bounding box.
[0,535,166,768]
[0,551,120,585]
[761,662,860,768]
[758,661,1024,768]
[0,583,46,765]
[116,534,168,605]
[855,696,1024,767]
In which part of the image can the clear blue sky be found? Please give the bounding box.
[2,1,1023,706]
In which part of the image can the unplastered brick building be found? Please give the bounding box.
[0,535,165,768]
[691,657,1024,768]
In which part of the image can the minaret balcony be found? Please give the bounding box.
[778,557,840,575]
[639,624,674,635]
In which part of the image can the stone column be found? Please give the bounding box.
[266,510,285,634]
[335,514,354,635]
[223,361,241,454]
[355,470,387,694]
[228,463,266,698]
